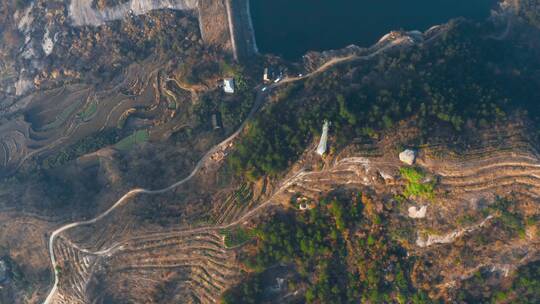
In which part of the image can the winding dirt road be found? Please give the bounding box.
[42,82,268,304]
[42,33,416,304]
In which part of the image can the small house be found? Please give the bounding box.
[223,78,235,94]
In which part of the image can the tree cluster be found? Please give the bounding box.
[229,20,540,180]
[459,261,540,303]
[222,191,431,303]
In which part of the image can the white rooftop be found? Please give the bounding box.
[223,78,234,93]
[316,120,330,156]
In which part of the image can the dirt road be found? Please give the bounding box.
[42,33,416,303]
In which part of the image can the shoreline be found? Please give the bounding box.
[250,0,507,62]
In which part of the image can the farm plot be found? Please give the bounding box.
[114,130,150,151]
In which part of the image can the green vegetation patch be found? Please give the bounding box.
[220,227,255,248]
[114,130,149,151]
[77,100,98,122]
[40,101,83,131]
[460,261,540,303]
[195,63,255,131]
[400,167,435,200]
[220,62,253,92]
[233,183,253,205]
[222,191,432,303]
[228,82,315,180]
[41,129,120,169]
[228,21,540,181]
[486,198,527,239]
[167,100,177,110]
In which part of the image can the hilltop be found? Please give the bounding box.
[0,1,539,303]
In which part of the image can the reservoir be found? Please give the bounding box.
[250,0,496,60]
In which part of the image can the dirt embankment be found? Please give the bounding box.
[198,0,233,51]
[68,0,234,51]
[226,0,258,61]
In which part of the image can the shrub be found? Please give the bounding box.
[400,167,435,200]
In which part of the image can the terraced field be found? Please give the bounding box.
[7,27,536,302]
[0,60,185,177]
[212,183,256,225]
[50,237,98,304]
[48,228,238,304]
[108,231,238,301]
[42,125,539,302]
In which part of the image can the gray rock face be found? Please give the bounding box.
[69,0,199,27]
[399,149,417,165]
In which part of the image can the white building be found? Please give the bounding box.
[316,120,330,156]
[263,67,269,82]
[223,78,235,94]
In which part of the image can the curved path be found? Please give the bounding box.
[42,34,415,304]
[42,83,267,304]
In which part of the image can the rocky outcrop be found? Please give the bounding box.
[68,0,199,26]
[408,205,427,218]
[399,149,417,165]
[68,0,236,53]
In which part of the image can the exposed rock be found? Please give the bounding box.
[14,77,33,96]
[68,0,199,27]
[42,28,55,56]
[399,149,417,165]
[416,215,494,247]
[378,170,394,181]
[408,205,427,218]
[17,4,35,33]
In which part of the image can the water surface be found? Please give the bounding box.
[251,0,496,60]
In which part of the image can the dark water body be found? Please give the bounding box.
[250,0,497,60]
